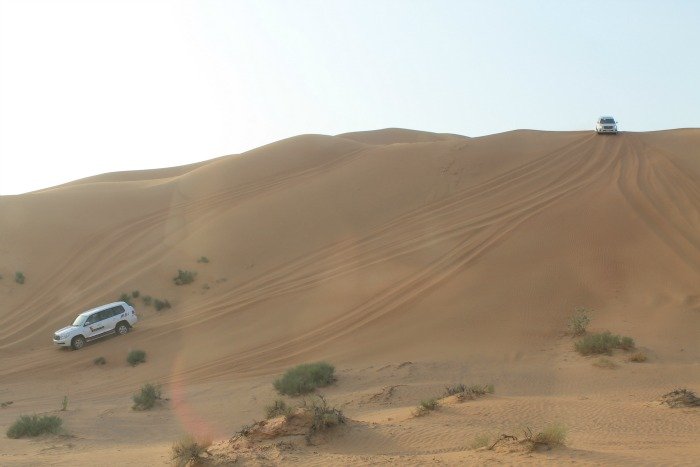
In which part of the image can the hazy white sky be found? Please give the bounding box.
[1,0,698,195]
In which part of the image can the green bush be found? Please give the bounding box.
[14,271,25,284]
[94,356,106,365]
[273,362,336,396]
[197,256,210,263]
[142,295,152,306]
[265,399,294,419]
[154,299,171,311]
[132,383,162,410]
[127,350,146,366]
[131,290,140,298]
[575,332,635,355]
[7,414,62,438]
[171,435,211,466]
[568,306,591,336]
[173,270,196,285]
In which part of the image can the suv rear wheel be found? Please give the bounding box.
[71,335,86,350]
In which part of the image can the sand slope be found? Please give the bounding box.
[0,129,698,465]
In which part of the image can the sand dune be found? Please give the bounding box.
[0,129,698,465]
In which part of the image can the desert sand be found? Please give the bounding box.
[0,128,698,465]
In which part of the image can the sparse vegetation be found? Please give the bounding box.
[197,256,210,263]
[265,399,294,419]
[568,306,591,336]
[127,349,146,366]
[445,383,494,401]
[173,269,197,285]
[236,421,256,437]
[487,424,567,451]
[14,271,25,284]
[628,352,647,363]
[94,356,106,365]
[142,295,152,306]
[132,383,162,410]
[414,398,439,416]
[6,414,62,438]
[273,362,336,396]
[575,331,635,355]
[119,293,133,306]
[660,388,700,408]
[593,357,617,369]
[1,401,13,408]
[154,298,171,311]
[171,435,211,467]
[61,395,69,411]
[131,290,140,298]
[304,395,346,443]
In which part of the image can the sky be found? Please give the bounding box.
[1,0,698,195]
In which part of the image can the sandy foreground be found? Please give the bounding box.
[0,128,698,465]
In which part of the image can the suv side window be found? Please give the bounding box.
[85,313,97,325]
[112,305,125,317]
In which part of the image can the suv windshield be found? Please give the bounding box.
[601,118,615,124]
[72,315,87,326]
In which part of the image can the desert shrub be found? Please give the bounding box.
[619,336,635,350]
[15,271,25,284]
[575,332,635,355]
[132,383,162,410]
[273,362,336,396]
[531,423,567,449]
[171,435,211,467]
[197,256,210,263]
[593,357,617,369]
[304,395,346,443]
[265,399,293,419]
[628,352,647,363]
[94,356,106,365]
[127,349,146,366]
[445,383,494,400]
[61,395,69,411]
[414,398,439,416]
[236,421,256,437]
[660,388,700,407]
[142,295,152,306]
[119,293,133,306]
[173,270,196,285]
[131,290,140,298]
[6,414,62,438]
[154,299,171,311]
[568,306,591,336]
[470,433,491,449]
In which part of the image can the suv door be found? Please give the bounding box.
[107,305,125,331]
[83,312,101,339]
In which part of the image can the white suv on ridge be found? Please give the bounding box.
[53,301,137,350]
[596,116,618,134]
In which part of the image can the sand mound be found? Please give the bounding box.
[1,128,699,464]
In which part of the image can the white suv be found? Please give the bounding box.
[53,301,138,350]
[596,116,618,134]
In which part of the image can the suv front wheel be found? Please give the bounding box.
[71,335,86,350]
[115,321,130,335]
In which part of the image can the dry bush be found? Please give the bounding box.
[304,395,346,443]
[171,435,211,466]
[660,389,700,408]
[273,362,335,396]
[568,306,591,336]
[265,399,293,419]
[414,398,439,416]
[470,433,491,449]
[593,357,617,369]
[445,383,495,401]
[628,352,647,363]
[575,332,635,355]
